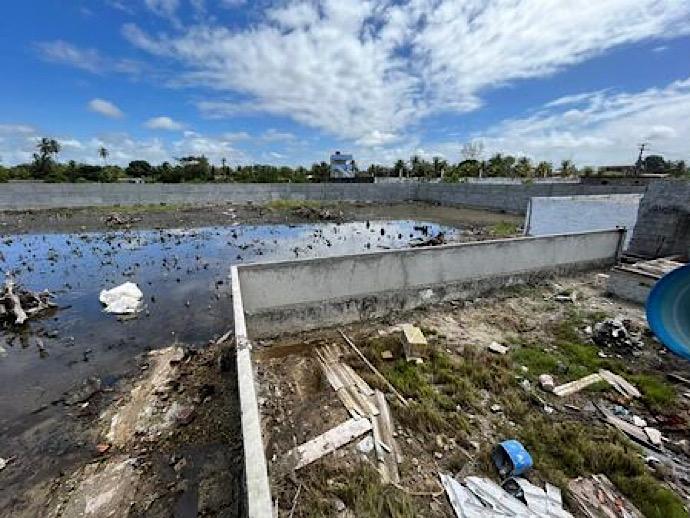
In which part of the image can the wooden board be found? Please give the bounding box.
[553,373,603,397]
[287,418,373,470]
[374,389,400,484]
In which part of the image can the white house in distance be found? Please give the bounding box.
[330,151,355,178]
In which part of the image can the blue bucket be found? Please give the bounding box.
[491,439,533,478]
[646,263,690,361]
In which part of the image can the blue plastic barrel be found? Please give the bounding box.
[646,263,690,361]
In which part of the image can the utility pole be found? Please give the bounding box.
[634,142,648,176]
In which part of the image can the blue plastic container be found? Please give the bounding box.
[491,439,533,478]
[646,263,690,361]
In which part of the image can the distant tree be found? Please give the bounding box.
[560,159,578,176]
[126,160,154,178]
[0,165,8,183]
[310,161,330,182]
[432,156,448,178]
[393,159,407,178]
[32,137,61,177]
[643,155,667,174]
[535,161,553,178]
[514,157,533,178]
[485,153,515,177]
[581,166,595,177]
[669,160,688,178]
[98,146,109,166]
[455,159,482,178]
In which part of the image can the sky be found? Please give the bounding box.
[0,0,689,168]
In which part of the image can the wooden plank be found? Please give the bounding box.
[343,363,375,396]
[370,416,389,483]
[553,373,603,397]
[287,418,373,470]
[599,369,641,399]
[374,390,400,484]
[317,354,344,392]
[336,387,363,419]
[347,384,380,416]
[339,330,408,406]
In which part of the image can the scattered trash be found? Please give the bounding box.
[553,373,603,397]
[0,458,7,471]
[488,341,509,355]
[357,435,374,454]
[492,439,533,477]
[490,404,502,413]
[104,213,142,227]
[502,477,572,518]
[96,443,111,454]
[632,415,647,428]
[400,323,428,363]
[99,282,143,314]
[644,427,663,446]
[1,278,55,325]
[380,350,394,360]
[292,206,343,222]
[539,374,555,392]
[411,232,445,247]
[569,474,644,518]
[592,317,644,350]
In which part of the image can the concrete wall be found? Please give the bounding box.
[416,182,647,214]
[237,229,625,336]
[0,181,646,214]
[628,180,690,259]
[525,194,643,249]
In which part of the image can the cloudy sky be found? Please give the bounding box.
[1,0,689,167]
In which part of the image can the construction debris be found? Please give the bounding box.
[1,279,55,325]
[553,373,603,397]
[99,282,143,314]
[411,232,446,247]
[539,374,555,392]
[568,474,644,518]
[104,213,142,227]
[592,317,644,350]
[339,330,408,406]
[400,323,428,363]
[644,427,663,447]
[441,474,574,518]
[286,417,372,470]
[292,206,343,222]
[488,341,509,355]
[552,370,641,398]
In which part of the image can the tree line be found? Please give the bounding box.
[0,137,687,183]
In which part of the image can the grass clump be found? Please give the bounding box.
[489,220,519,237]
[300,464,422,518]
[628,373,676,411]
[264,199,326,210]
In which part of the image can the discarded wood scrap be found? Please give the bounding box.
[285,418,372,470]
[568,474,644,518]
[1,279,55,325]
[339,330,408,406]
[552,370,640,399]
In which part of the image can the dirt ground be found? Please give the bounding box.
[0,200,521,235]
[255,272,690,518]
[0,337,244,518]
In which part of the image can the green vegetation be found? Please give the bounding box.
[300,464,421,518]
[489,221,519,237]
[350,306,684,517]
[4,135,687,183]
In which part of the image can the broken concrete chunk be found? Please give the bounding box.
[632,416,648,428]
[400,323,428,363]
[539,374,555,392]
[488,341,509,355]
[380,350,394,360]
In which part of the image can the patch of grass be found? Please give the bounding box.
[92,203,184,214]
[264,199,327,210]
[300,464,422,518]
[489,220,519,237]
[628,373,676,411]
[510,414,687,518]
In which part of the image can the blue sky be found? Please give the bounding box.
[1,0,689,167]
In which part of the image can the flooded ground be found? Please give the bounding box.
[0,202,520,517]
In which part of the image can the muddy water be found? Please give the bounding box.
[0,219,458,424]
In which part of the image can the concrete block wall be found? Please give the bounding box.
[628,180,690,259]
[0,181,646,214]
[237,229,625,336]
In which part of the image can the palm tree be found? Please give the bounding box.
[99,146,109,166]
[560,159,577,177]
[393,159,407,178]
[33,137,61,176]
[535,161,554,178]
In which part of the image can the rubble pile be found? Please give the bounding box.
[592,317,644,350]
[0,279,55,325]
[292,206,343,222]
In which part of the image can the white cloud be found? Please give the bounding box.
[88,98,125,119]
[145,0,180,20]
[145,116,185,131]
[122,0,690,149]
[35,40,142,75]
[473,77,690,165]
[261,129,296,142]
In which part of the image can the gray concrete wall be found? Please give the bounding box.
[0,181,646,214]
[238,229,625,336]
[628,180,690,259]
[416,182,647,214]
[525,194,642,249]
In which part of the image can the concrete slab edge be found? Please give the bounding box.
[231,265,273,518]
